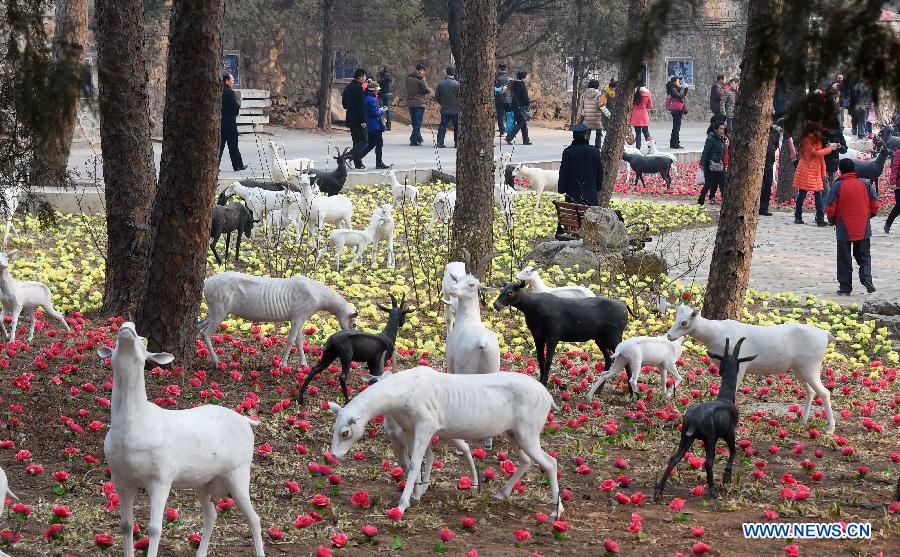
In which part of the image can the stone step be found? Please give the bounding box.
[240,98,272,108]
[235,89,270,99]
[236,115,270,125]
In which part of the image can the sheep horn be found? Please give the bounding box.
[733,337,746,358]
[388,293,397,308]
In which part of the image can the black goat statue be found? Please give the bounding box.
[210,203,257,265]
[622,152,674,191]
[298,293,414,403]
[654,337,757,501]
[313,147,352,196]
[493,280,629,386]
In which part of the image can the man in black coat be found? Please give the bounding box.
[556,124,602,238]
[377,67,393,130]
[760,119,782,216]
[342,68,368,169]
[220,73,246,171]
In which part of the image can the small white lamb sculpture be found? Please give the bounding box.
[1,187,21,249]
[319,204,395,270]
[586,335,685,400]
[328,366,562,517]
[198,271,357,368]
[441,260,466,332]
[220,181,302,221]
[262,204,304,237]
[0,251,70,341]
[382,169,419,208]
[100,322,265,557]
[292,174,353,247]
[512,164,558,212]
[427,188,457,239]
[515,265,594,298]
[667,304,836,433]
[494,181,518,228]
[268,139,315,181]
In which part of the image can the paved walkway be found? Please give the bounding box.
[668,204,900,304]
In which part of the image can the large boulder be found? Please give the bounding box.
[550,244,600,270]
[622,251,669,278]
[862,296,900,317]
[864,314,900,337]
[580,207,629,253]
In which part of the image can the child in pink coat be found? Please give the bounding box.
[631,87,653,150]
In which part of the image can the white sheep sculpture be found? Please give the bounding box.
[328,366,562,517]
[494,181,518,228]
[586,335,685,400]
[268,139,315,181]
[515,265,595,298]
[318,204,395,270]
[0,251,70,341]
[99,322,265,557]
[381,169,419,208]
[512,164,557,211]
[440,260,466,332]
[219,181,302,222]
[291,174,353,247]
[667,304,836,433]
[427,188,456,240]
[1,186,21,249]
[198,271,358,368]
[0,465,17,521]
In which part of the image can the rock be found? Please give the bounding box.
[580,208,629,253]
[527,240,582,266]
[622,251,669,278]
[861,296,900,317]
[864,313,900,337]
[551,244,599,270]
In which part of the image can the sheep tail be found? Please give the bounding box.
[626,305,639,319]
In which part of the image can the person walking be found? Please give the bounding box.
[577,79,604,148]
[377,67,393,131]
[793,123,836,226]
[556,123,602,239]
[406,63,431,146]
[599,79,616,131]
[822,122,848,199]
[852,79,872,139]
[341,68,368,169]
[884,145,900,233]
[826,158,879,295]
[709,74,726,119]
[356,79,389,169]
[665,76,688,149]
[435,67,459,148]
[723,78,739,136]
[494,64,512,136]
[698,117,727,205]
[630,86,652,150]
[220,73,246,171]
[506,71,532,145]
[760,118,782,216]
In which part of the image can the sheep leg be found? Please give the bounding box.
[224,468,265,557]
[144,481,172,557]
[0,307,7,338]
[26,309,35,341]
[338,355,351,404]
[210,235,223,265]
[802,368,835,434]
[199,308,227,367]
[663,168,673,191]
[298,353,333,404]
[663,359,683,399]
[282,317,306,367]
[628,356,643,397]
[722,429,737,485]
[533,336,547,384]
[494,436,530,500]
[234,230,242,264]
[585,357,625,400]
[117,484,137,557]
[223,231,232,265]
[543,339,559,385]
[450,439,479,489]
[516,433,563,518]
[8,305,21,342]
[703,437,718,498]
[386,234,395,267]
[412,443,435,501]
[800,381,815,426]
[654,434,694,501]
[397,430,432,512]
[194,487,217,557]
[42,301,70,332]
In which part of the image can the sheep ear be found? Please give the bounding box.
[707,351,723,362]
[376,302,391,312]
[478,285,497,293]
[148,352,175,365]
[690,309,699,319]
[737,354,758,363]
[327,402,343,414]
[349,416,361,425]
[517,280,526,289]
[97,346,113,359]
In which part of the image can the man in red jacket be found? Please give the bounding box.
[826,158,879,295]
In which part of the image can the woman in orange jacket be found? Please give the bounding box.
[793,124,837,226]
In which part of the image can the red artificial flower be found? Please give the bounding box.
[309,494,330,508]
[630,492,646,505]
[94,533,113,548]
[284,480,301,495]
[692,541,711,555]
[317,545,333,557]
[462,516,476,529]
[613,457,629,469]
[614,492,631,505]
[439,528,455,542]
[784,544,800,557]
[692,526,705,538]
[669,498,686,511]
[361,524,378,538]
[294,514,315,529]
[535,512,548,524]
[52,505,72,519]
[600,479,616,492]
[350,490,371,509]
[551,520,568,533]
[53,470,69,483]
[764,509,779,520]
[44,523,64,541]
[691,485,705,496]
[331,532,348,548]
[604,538,620,554]
[216,498,234,511]
[267,527,284,540]
[385,507,404,521]
[458,476,473,490]
[514,529,532,542]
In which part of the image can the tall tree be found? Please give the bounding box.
[95,0,157,318]
[317,0,334,130]
[451,0,497,263]
[702,0,784,320]
[135,0,224,359]
[40,0,88,187]
[597,0,648,207]
[447,0,463,69]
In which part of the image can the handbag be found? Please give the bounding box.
[665,95,685,113]
[709,160,724,172]
[522,105,534,120]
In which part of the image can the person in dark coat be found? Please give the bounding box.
[822,123,848,200]
[494,64,512,135]
[760,118,782,216]
[377,67,393,130]
[220,73,246,171]
[357,79,389,169]
[556,123,602,238]
[505,71,532,145]
[342,68,368,169]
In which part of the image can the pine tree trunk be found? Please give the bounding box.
[40,0,88,187]
[95,0,157,319]
[135,0,224,359]
[450,0,496,263]
[447,0,464,70]
[598,0,647,207]
[775,82,805,203]
[702,0,784,320]
[316,0,334,130]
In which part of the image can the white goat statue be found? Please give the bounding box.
[319,204,395,270]
[1,186,21,249]
[268,139,315,181]
[586,335,685,400]
[441,260,466,332]
[219,181,302,221]
[198,271,358,368]
[427,188,457,239]
[382,169,419,208]
[328,366,562,517]
[494,181,519,228]
[0,251,70,341]
[646,140,679,177]
[0,465,17,521]
[512,164,558,211]
[292,174,353,246]
[515,265,594,298]
[494,151,513,185]
[666,304,836,433]
[262,204,304,236]
[99,322,265,557]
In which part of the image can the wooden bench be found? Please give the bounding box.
[553,199,589,236]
